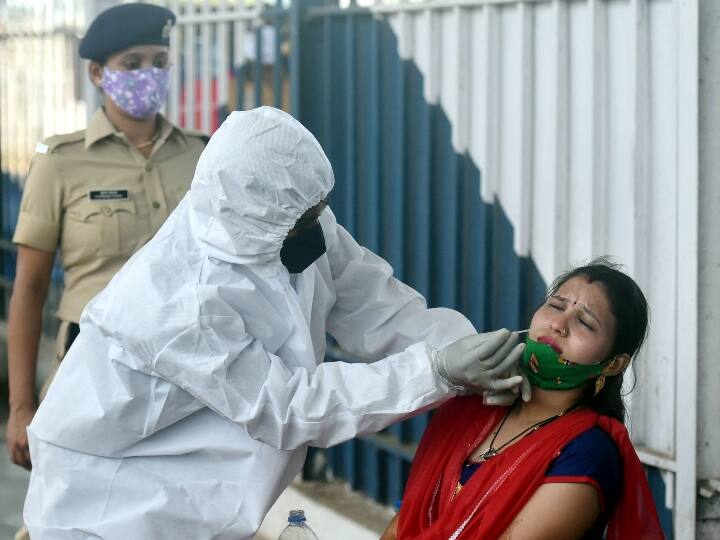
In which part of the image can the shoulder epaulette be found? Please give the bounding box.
[181,128,210,145]
[35,130,86,155]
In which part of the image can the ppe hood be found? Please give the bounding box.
[188,107,334,266]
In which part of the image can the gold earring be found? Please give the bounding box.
[594,358,617,396]
[594,375,606,396]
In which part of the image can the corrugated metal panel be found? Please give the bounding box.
[0,0,88,178]
[296,0,698,537]
[388,0,685,449]
[698,2,720,534]
[698,0,720,486]
[164,0,287,133]
[297,3,548,514]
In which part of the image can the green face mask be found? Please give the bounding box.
[521,338,607,390]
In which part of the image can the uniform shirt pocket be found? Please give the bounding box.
[66,199,138,258]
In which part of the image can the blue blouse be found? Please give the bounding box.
[459,426,621,539]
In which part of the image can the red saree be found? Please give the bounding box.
[398,396,664,539]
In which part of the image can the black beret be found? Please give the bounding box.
[79,3,176,63]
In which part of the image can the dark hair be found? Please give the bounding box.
[547,257,649,423]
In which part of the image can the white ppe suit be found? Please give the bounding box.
[24,107,475,539]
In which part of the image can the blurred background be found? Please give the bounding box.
[1,0,719,538]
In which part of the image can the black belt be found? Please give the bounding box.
[66,322,80,355]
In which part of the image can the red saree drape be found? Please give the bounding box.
[397,396,664,539]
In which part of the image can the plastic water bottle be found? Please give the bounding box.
[277,509,319,540]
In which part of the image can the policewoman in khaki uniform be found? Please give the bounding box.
[5,1,207,494]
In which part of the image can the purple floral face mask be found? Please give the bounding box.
[101,66,170,119]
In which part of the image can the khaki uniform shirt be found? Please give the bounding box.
[13,108,207,323]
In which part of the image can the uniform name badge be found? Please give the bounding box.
[89,189,129,201]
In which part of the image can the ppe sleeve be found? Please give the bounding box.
[148,301,453,450]
[324,221,477,359]
[12,152,63,252]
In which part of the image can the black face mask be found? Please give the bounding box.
[280,222,326,274]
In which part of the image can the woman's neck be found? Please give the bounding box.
[103,103,158,148]
[513,386,585,423]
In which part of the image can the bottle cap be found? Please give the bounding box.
[288,509,307,524]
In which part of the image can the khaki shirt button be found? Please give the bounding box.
[145,164,152,172]
[102,206,111,215]
[152,201,161,210]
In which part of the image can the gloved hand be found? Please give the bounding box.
[432,329,525,393]
[482,363,533,406]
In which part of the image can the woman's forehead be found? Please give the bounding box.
[554,277,612,313]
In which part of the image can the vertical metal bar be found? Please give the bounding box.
[200,0,212,133]
[289,0,301,117]
[551,0,569,278]
[18,15,26,173]
[379,13,407,505]
[454,8,470,156]
[217,0,230,124]
[380,15,405,281]
[343,440,357,489]
[623,0,650,440]
[462,10,492,330]
[343,15,356,235]
[254,25,263,107]
[403,11,432,440]
[0,29,5,182]
[360,440,380,502]
[9,11,17,178]
[515,2,533,258]
[52,4,61,137]
[63,2,72,131]
[184,1,196,128]
[82,0,98,120]
[169,0,181,124]
[631,0,651,305]
[589,0,608,256]
[675,1,699,537]
[405,14,430,299]
[430,17,457,311]
[356,16,379,251]
[322,17,332,154]
[0,5,6,295]
[480,5,499,204]
[273,12,283,109]
[234,17,247,111]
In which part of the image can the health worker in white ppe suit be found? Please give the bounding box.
[23,107,526,539]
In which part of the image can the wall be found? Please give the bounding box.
[294,1,700,538]
[698,0,720,536]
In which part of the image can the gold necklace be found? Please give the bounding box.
[133,129,160,149]
[454,404,577,495]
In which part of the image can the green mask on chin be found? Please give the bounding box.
[521,338,607,390]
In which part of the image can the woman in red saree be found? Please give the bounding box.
[382,259,664,539]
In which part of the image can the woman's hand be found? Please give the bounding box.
[6,405,36,469]
[6,245,55,470]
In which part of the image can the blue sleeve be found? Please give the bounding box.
[544,426,621,513]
